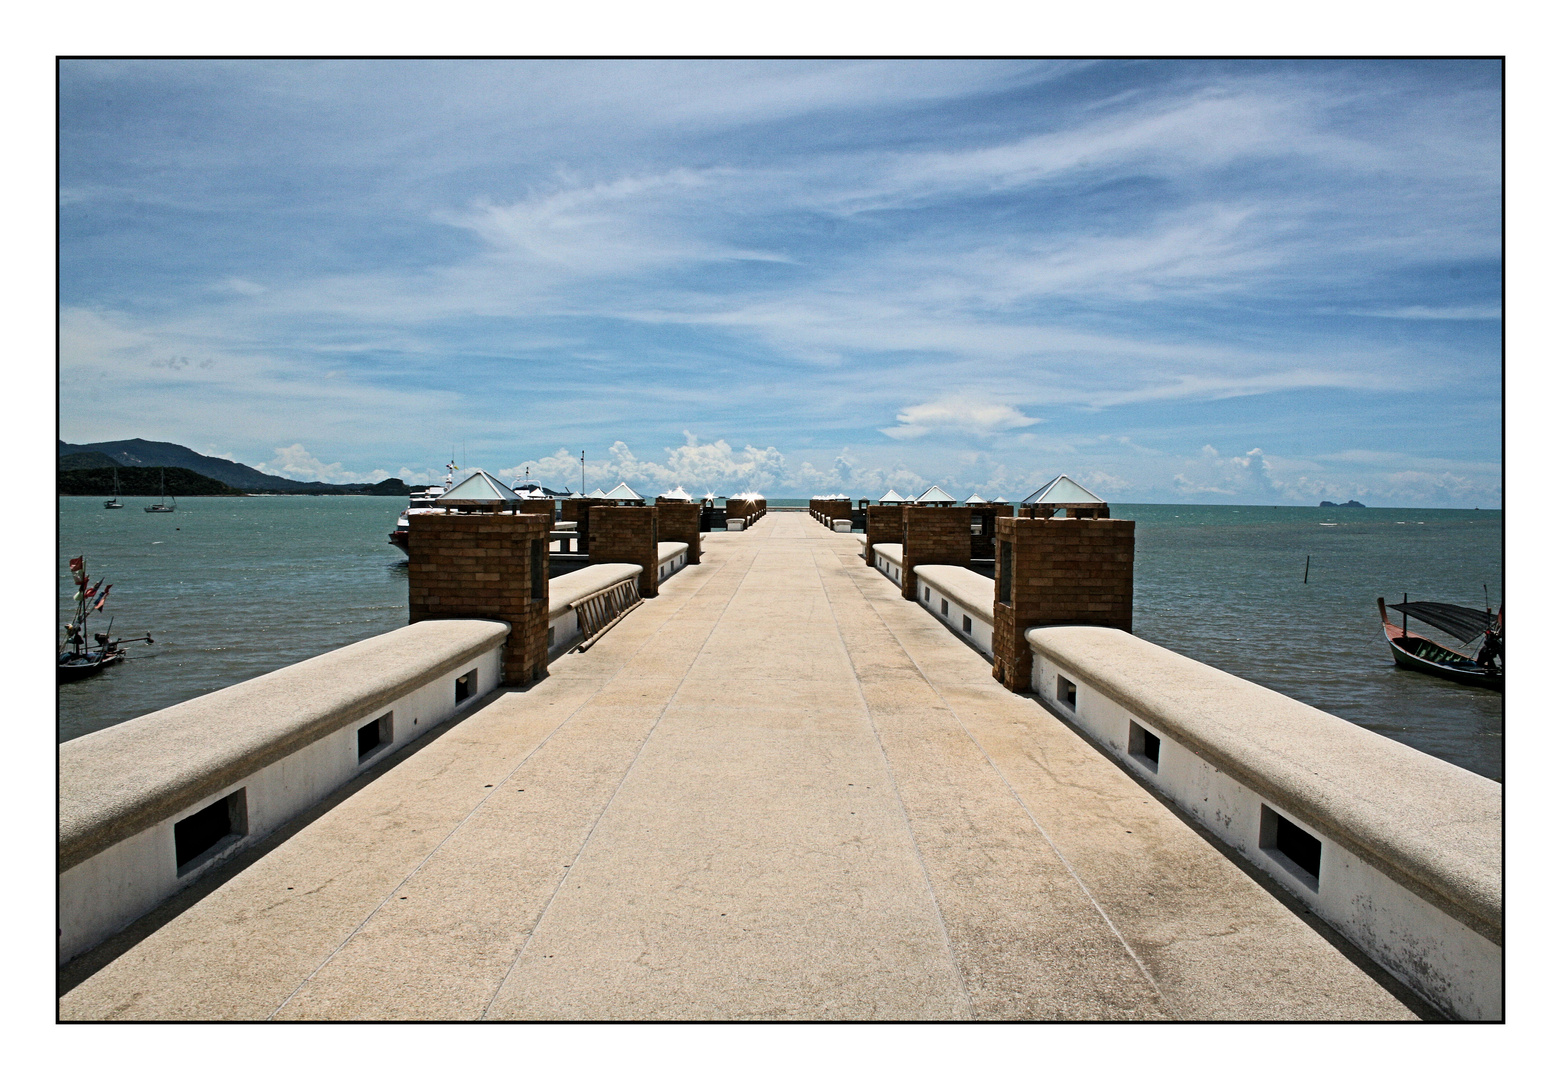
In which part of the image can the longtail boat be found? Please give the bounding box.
[59,556,153,682]
[1377,595,1502,692]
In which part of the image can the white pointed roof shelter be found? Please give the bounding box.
[436,470,525,509]
[878,489,906,504]
[1020,474,1110,518]
[965,494,987,505]
[659,486,693,501]
[586,488,609,499]
[602,482,645,504]
[915,485,955,505]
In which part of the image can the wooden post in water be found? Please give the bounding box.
[1304,555,1309,583]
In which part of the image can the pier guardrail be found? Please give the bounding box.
[58,618,509,964]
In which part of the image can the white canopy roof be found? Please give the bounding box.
[586,488,609,499]
[916,485,955,504]
[603,482,643,502]
[965,493,986,504]
[659,485,692,501]
[879,489,905,504]
[1021,474,1106,506]
[436,469,522,506]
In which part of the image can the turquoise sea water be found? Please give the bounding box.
[57,497,1503,780]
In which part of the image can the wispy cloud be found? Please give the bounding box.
[57,60,1502,506]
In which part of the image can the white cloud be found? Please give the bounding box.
[1350,306,1502,320]
[258,444,368,484]
[882,398,1041,440]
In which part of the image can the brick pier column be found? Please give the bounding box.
[590,505,660,597]
[407,511,552,686]
[991,516,1134,692]
[654,500,702,564]
[863,504,905,563]
[900,506,973,600]
[970,504,1013,561]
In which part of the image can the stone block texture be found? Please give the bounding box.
[407,511,552,686]
[991,516,1135,691]
[561,498,613,554]
[590,505,660,597]
[900,506,973,600]
[863,504,905,563]
[816,498,852,524]
[654,500,702,564]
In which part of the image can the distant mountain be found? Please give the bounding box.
[58,439,410,495]
[1319,499,1366,508]
[58,451,122,470]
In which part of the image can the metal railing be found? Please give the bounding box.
[572,577,643,650]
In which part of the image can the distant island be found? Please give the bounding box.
[1319,499,1366,508]
[58,438,412,496]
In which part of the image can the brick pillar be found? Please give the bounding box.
[590,505,660,597]
[863,504,904,562]
[654,500,702,564]
[725,498,750,525]
[407,511,552,686]
[991,516,1134,691]
[900,506,972,599]
[820,498,851,525]
[970,504,1013,561]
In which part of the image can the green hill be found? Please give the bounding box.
[58,439,412,495]
[58,466,246,497]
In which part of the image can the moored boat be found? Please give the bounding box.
[144,467,175,512]
[59,556,153,682]
[389,461,458,553]
[1377,595,1502,692]
[104,466,124,509]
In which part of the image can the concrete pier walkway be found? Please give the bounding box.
[60,514,1423,1020]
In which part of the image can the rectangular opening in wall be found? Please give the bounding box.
[358,712,392,763]
[1259,805,1322,891]
[1056,675,1076,710]
[174,789,248,876]
[455,667,477,704]
[531,538,545,599]
[998,542,1012,605]
[548,626,556,648]
[1128,719,1160,773]
[962,614,972,634]
[941,598,949,616]
[924,586,930,601]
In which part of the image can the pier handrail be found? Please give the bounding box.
[59,619,510,872]
[1025,624,1502,941]
[547,563,642,621]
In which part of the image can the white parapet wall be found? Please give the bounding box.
[1025,625,1502,1021]
[913,564,995,658]
[656,541,689,583]
[832,519,853,532]
[872,542,904,586]
[547,562,643,658]
[58,619,509,965]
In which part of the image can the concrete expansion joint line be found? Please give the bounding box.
[267,546,744,1021]
[477,543,757,1020]
[808,544,975,1020]
[835,546,1173,1014]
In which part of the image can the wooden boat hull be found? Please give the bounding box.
[58,649,126,683]
[1378,600,1501,691]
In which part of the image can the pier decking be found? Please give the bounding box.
[59,514,1423,1020]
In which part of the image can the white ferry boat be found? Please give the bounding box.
[388,461,457,553]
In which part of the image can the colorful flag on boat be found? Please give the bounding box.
[93,584,112,610]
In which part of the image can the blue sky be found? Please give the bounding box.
[58,59,1502,505]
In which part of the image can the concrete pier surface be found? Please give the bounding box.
[59,514,1425,1020]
